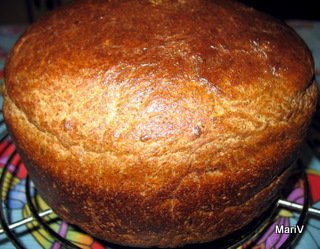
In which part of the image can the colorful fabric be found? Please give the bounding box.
[0,22,320,249]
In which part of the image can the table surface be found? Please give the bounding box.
[0,22,320,249]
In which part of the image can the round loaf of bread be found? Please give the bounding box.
[3,0,317,247]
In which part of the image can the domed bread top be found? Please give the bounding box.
[5,0,315,154]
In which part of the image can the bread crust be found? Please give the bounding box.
[3,0,317,247]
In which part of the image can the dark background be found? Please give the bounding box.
[0,0,319,24]
[240,0,319,20]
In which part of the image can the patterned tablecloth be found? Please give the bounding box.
[0,22,320,249]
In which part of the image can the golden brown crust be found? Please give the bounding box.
[3,95,307,247]
[3,0,318,247]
